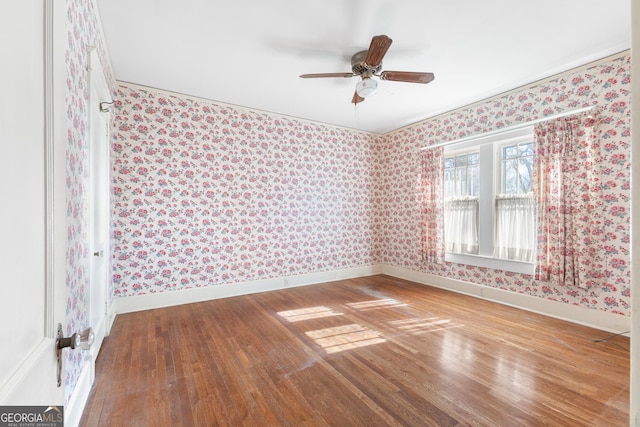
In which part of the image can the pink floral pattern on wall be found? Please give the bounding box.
[375,54,631,316]
[64,0,630,411]
[111,86,374,296]
[112,54,630,318]
[65,0,115,404]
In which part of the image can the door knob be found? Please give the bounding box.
[56,323,94,387]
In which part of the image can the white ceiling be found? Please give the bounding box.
[96,0,631,134]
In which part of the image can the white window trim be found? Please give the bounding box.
[496,139,534,196]
[446,253,534,275]
[443,126,535,275]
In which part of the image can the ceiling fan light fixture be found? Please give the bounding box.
[299,35,434,104]
[356,78,378,98]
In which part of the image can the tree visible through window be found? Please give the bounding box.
[501,142,533,194]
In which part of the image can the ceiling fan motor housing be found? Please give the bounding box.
[351,50,382,77]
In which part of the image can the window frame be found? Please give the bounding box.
[443,150,480,199]
[497,139,534,196]
[443,148,480,255]
[442,126,535,275]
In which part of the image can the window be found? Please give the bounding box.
[495,141,535,263]
[443,151,479,255]
[442,127,535,274]
[444,152,479,198]
[500,141,533,194]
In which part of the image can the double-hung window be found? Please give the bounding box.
[443,151,479,255]
[443,127,535,274]
[494,140,535,263]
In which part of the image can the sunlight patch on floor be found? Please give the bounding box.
[277,306,344,322]
[493,356,536,401]
[440,332,476,367]
[388,317,461,335]
[306,324,386,354]
[346,298,408,311]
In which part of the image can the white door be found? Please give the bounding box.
[88,48,112,375]
[0,0,64,406]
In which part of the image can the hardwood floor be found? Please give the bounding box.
[80,275,629,426]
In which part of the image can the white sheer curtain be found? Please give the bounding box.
[494,194,535,262]
[444,196,478,254]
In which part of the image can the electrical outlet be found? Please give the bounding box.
[479,287,484,297]
[283,278,289,287]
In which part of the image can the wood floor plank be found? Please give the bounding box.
[80,275,629,426]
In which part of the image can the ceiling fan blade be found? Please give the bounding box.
[352,91,365,104]
[380,71,435,84]
[299,72,354,78]
[364,35,393,67]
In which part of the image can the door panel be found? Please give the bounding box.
[0,0,62,405]
[87,47,112,377]
[89,76,109,364]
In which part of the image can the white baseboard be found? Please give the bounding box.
[105,307,116,336]
[64,359,93,427]
[113,265,379,314]
[379,264,631,334]
[112,263,629,333]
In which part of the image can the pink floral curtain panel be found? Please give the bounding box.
[421,147,445,263]
[532,110,602,289]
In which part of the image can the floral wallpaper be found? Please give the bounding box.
[65,0,114,404]
[111,54,631,319]
[111,86,375,296]
[61,0,630,413]
[376,54,631,315]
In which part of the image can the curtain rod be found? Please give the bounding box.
[421,105,596,151]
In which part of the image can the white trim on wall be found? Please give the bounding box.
[44,0,56,339]
[111,263,629,336]
[113,266,381,314]
[64,360,93,427]
[115,81,375,136]
[379,265,630,335]
[389,50,630,136]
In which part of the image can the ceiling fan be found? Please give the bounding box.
[299,35,435,104]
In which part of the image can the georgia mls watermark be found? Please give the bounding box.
[0,406,63,427]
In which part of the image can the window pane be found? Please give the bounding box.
[444,198,479,255]
[468,164,479,197]
[503,159,517,194]
[443,169,451,198]
[494,195,535,262]
[518,157,533,193]
[500,142,534,195]
[444,151,481,198]
[455,167,467,195]
[519,142,534,157]
[503,145,518,159]
[444,158,455,169]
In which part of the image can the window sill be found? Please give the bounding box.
[445,252,534,275]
